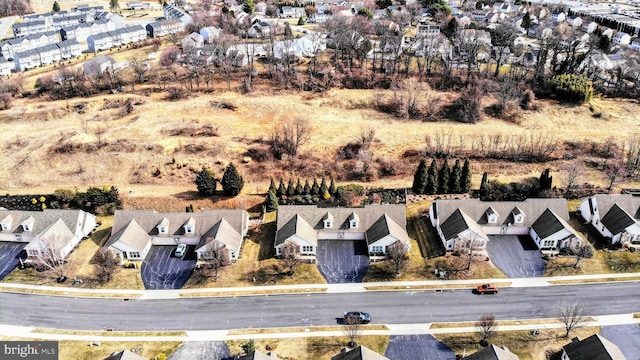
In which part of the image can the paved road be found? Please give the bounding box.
[0,282,638,332]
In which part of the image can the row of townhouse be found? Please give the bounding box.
[12,39,84,71]
[1,19,119,60]
[146,19,185,38]
[86,25,147,53]
[12,7,123,38]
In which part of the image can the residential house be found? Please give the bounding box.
[464,344,520,359]
[310,12,331,23]
[200,27,222,42]
[13,49,41,71]
[494,2,512,14]
[247,21,271,39]
[581,20,597,33]
[126,1,152,10]
[429,199,583,252]
[272,35,326,60]
[630,38,640,51]
[87,32,114,52]
[97,12,126,29]
[0,37,31,60]
[456,14,472,27]
[57,39,84,59]
[561,334,626,360]
[551,11,566,22]
[0,209,96,260]
[104,349,148,360]
[613,31,631,45]
[146,20,185,38]
[13,20,47,37]
[51,14,91,29]
[579,194,640,247]
[417,24,440,37]
[60,23,92,42]
[37,43,62,65]
[280,6,305,18]
[331,346,389,360]
[105,210,249,262]
[83,54,116,75]
[601,28,614,39]
[275,205,409,260]
[565,16,582,28]
[163,4,193,24]
[0,58,14,76]
[90,19,116,35]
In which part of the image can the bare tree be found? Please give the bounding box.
[490,23,518,77]
[270,118,313,159]
[476,313,497,345]
[127,54,150,90]
[604,159,628,193]
[199,240,231,281]
[343,316,362,347]
[386,241,409,277]
[94,248,118,284]
[356,127,376,153]
[31,236,72,282]
[556,301,589,338]
[279,241,302,276]
[93,126,107,147]
[561,161,585,194]
[573,245,594,269]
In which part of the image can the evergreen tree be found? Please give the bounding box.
[268,177,277,195]
[265,191,278,212]
[426,159,439,195]
[412,158,429,194]
[329,177,336,196]
[320,178,328,195]
[438,160,450,194]
[109,0,119,11]
[449,159,462,194]
[221,163,244,196]
[284,22,292,39]
[294,178,303,195]
[286,178,295,197]
[195,167,217,196]
[311,178,320,196]
[540,168,553,190]
[522,12,533,32]
[297,15,305,25]
[461,159,472,193]
[52,1,60,12]
[276,178,286,197]
[303,179,311,195]
[480,171,489,194]
[242,0,255,14]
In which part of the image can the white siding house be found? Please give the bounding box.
[579,194,640,247]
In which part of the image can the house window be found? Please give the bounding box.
[129,251,141,259]
[185,226,193,234]
[371,246,384,253]
[350,220,358,228]
[23,225,30,231]
[515,215,524,223]
[15,234,21,241]
[27,249,40,257]
[302,246,313,253]
[159,226,167,234]
[543,240,554,248]
[324,220,332,228]
[488,215,497,224]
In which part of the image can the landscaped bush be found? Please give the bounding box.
[550,74,593,104]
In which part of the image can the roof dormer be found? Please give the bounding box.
[323,212,334,229]
[348,212,359,229]
[21,216,35,232]
[512,207,525,224]
[157,217,170,234]
[0,214,12,231]
[183,217,195,234]
[486,207,498,224]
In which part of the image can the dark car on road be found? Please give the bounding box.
[344,311,371,324]
[476,284,499,294]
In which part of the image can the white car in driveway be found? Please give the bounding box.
[175,244,187,258]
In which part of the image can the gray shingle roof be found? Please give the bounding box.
[600,203,636,235]
[331,346,389,360]
[562,334,627,360]
[593,194,640,220]
[439,208,488,241]
[530,208,570,239]
[275,205,408,246]
[104,349,148,360]
[0,209,84,236]
[275,214,317,246]
[464,344,520,360]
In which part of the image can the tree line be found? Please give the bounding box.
[412,158,472,195]
[195,163,245,197]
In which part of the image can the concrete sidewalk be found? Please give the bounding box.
[0,314,638,342]
[1,272,639,299]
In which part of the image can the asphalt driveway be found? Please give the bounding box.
[601,324,640,359]
[141,246,196,289]
[385,335,455,360]
[0,242,27,280]
[168,341,232,360]
[487,235,546,278]
[316,240,369,283]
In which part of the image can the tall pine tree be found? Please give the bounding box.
[438,160,450,194]
[303,179,311,195]
[221,163,244,196]
[276,178,286,197]
[265,191,278,212]
[311,178,320,196]
[294,178,303,195]
[449,159,462,194]
[412,158,429,194]
[320,178,328,195]
[426,159,439,195]
[195,167,217,196]
[286,178,295,197]
[268,178,277,194]
[461,159,472,193]
[329,177,337,196]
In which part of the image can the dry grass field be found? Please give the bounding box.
[2,86,640,198]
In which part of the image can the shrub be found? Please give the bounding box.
[549,74,593,104]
